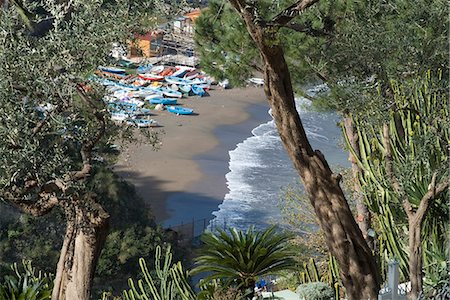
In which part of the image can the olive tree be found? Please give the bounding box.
[0,0,165,298]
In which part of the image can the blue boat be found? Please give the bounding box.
[179,85,191,94]
[98,66,126,74]
[149,97,178,105]
[167,106,194,115]
[155,87,183,98]
[117,59,136,68]
[192,85,206,97]
[165,76,194,85]
[137,63,153,74]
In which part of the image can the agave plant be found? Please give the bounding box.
[0,260,53,300]
[192,225,296,297]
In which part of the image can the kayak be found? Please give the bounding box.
[148,97,178,105]
[167,106,194,115]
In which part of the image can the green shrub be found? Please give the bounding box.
[296,282,334,300]
[0,260,53,300]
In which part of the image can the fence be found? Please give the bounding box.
[165,218,230,244]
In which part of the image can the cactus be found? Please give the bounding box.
[0,260,53,300]
[122,245,196,300]
[298,257,340,298]
[342,70,449,285]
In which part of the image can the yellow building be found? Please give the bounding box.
[129,30,164,58]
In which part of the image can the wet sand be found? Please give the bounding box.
[114,86,269,224]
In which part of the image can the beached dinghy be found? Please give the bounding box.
[151,87,183,98]
[138,73,165,81]
[149,65,165,74]
[117,59,136,68]
[179,85,191,94]
[148,97,178,105]
[164,76,193,85]
[248,77,264,86]
[167,106,194,115]
[126,118,158,128]
[98,66,126,74]
[192,85,206,97]
[172,66,195,77]
[110,111,129,121]
[183,70,199,80]
[136,63,153,73]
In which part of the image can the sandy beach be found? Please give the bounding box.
[114,86,269,224]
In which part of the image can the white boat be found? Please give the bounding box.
[219,79,230,89]
[172,66,195,77]
[248,77,264,86]
[98,66,126,74]
[165,76,194,85]
[126,118,158,128]
[149,65,165,74]
[111,112,129,121]
[179,85,191,94]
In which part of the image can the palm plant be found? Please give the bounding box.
[192,226,296,297]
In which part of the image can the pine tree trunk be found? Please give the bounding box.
[259,44,380,299]
[343,115,373,250]
[408,218,423,300]
[51,196,109,300]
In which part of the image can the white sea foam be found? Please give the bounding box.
[210,92,349,231]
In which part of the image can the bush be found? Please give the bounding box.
[296,282,334,300]
[0,260,53,300]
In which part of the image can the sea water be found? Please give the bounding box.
[210,92,350,231]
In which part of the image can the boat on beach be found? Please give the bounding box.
[165,76,194,85]
[172,66,195,77]
[152,87,183,98]
[98,66,126,74]
[110,111,129,121]
[148,97,178,105]
[167,106,194,115]
[126,118,158,128]
[192,85,206,97]
[138,73,165,81]
[149,65,165,74]
[248,77,264,86]
[179,85,191,94]
[137,63,153,73]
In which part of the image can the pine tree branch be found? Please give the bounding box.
[283,22,331,37]
[270,0,320,27]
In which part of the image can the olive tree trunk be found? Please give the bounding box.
[52,196,109,300]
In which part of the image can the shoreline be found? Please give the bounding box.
[163,102,271,227]
[114,86,268,225]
